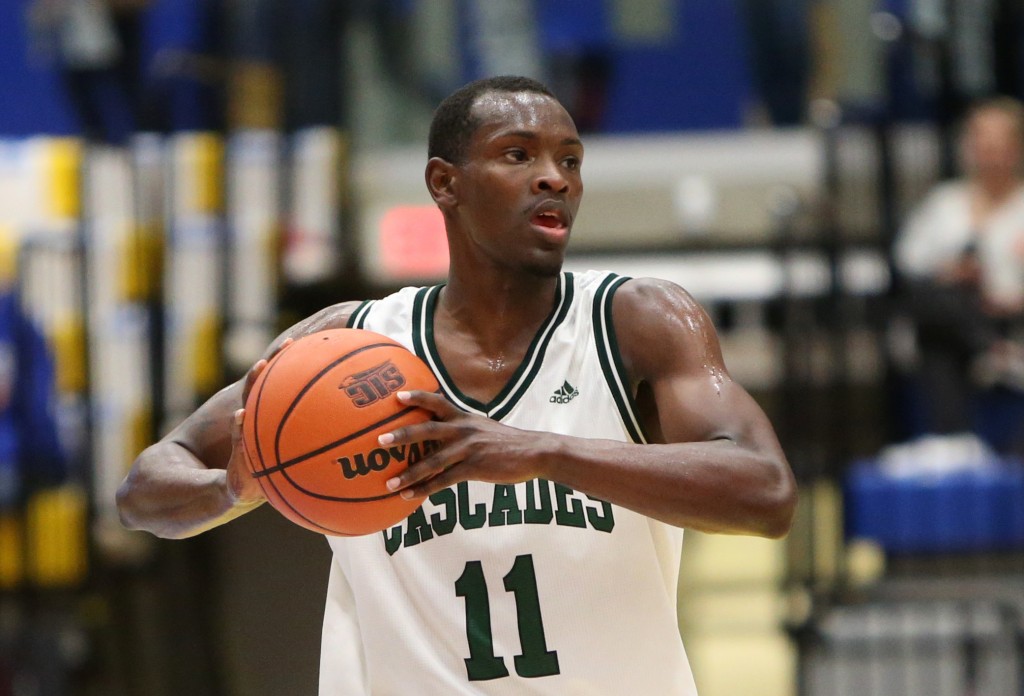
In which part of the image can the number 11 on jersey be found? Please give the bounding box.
[455,554,561,681]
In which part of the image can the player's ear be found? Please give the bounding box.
[425,157,458,209]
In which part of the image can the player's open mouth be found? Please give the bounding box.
[531,211,567,231]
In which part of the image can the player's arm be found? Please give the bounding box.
[581,277,797,537]
[387,279,796,538]
[115,302,360,539]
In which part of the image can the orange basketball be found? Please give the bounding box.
[241,328,439,536]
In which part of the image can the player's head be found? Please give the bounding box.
[428,75,559,165]
[959,96,1024,182]
[425,76,583,279]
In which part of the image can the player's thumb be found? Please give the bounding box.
[228,408,264,504]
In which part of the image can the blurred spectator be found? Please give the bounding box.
[27,0,151,143]
[740,0,813,126]
[894,96,1024,443]
[0,287,67,512]
[0,253,70,695]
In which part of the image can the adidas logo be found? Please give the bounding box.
[549,380,579,404]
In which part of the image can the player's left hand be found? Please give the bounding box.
[378,389,550,498]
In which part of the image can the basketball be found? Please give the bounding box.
[241,328,440,536]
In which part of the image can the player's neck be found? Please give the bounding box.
[441,271,559,347]
[433,273,560,402]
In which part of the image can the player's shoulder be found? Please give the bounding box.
[613,276,706,325]
[286,284,424,333]
[609,276,719,376]
[570,270,707,332]
[276,301,364,345]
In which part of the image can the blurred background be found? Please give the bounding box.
[1,0,1023,694]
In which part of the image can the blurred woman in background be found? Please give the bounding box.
[895,96,1024,445]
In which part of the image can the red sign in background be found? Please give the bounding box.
[378,205,449,280]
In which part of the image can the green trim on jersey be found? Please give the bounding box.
[410,284,438,386]
[593,274,649,444]
[412,273,575,419]
[347,300,375,329]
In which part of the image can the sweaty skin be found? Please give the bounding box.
[116,90,795,541]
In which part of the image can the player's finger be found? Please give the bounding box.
[398,465,461,500]
[231,407,244,437]
[241,359,268,402]
[395,389,458,419]
[242,337,294,402]
[228,408,266,504]
[386,448,459,494]
[377,417,453,448]
[229,408,247,470]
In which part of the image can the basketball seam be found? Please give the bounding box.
[254,404,420,483]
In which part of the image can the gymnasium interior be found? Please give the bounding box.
[1,1,1023,694]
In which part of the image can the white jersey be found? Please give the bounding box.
[319,270,696,695]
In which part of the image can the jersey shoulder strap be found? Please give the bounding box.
[586,271,649,444]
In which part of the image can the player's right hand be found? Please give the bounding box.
[226,406,265,505]
[224,339,291,506]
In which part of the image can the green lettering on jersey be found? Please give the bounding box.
[383,482,616,556]
[455,561,510,680]
[382,523,404,556]
[523,479,553,524]
[428,488,457,536]
[585,495,615,532]
[553,483,586,528]
[403,506,435,548]
[458,481,487,530]
[504,554,561,677]
[488,484,523,527]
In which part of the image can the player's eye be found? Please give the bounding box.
[505,148,528,162]
[562,156,581,171]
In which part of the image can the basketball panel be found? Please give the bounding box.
[273,344,437,463]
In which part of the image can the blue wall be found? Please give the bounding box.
[602,0,753,132]
[1,0,757,138]
[0,0,78,136]
[0,0,221,139]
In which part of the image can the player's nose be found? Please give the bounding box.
[531,158,570,194]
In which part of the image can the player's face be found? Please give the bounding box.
[451,91,584,277]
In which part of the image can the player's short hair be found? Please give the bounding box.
[428,75,558,164]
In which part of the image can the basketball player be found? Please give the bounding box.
[117,75,797,695]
